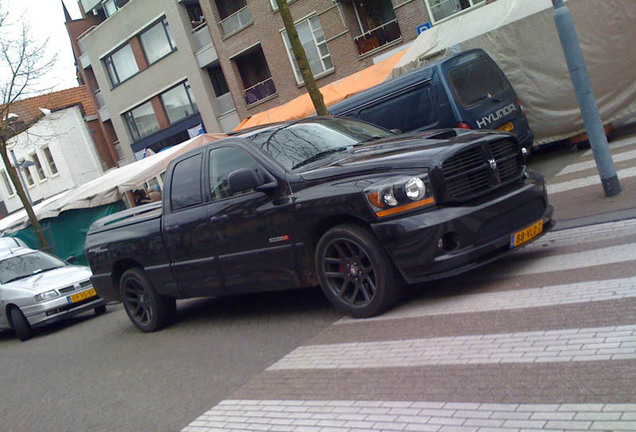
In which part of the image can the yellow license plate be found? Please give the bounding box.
[511,220,543,248]
[68,288,97,304]
[497,122,514,132]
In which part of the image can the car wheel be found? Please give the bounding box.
[315,224,403,318]
[94,305,107,315]
[120,268,176,332]
[9,307,33,342]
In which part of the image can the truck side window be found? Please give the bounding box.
[170,154,203,211]
[359,85,437,132]
[209,147,260,202]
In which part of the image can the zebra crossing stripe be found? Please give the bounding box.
[497,242,636,278]
[182,400,636,432]
[547,166,636,194]
[557,149,636,176]
[335,277,636,324]
[267,325,636,370]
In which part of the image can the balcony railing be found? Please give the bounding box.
[94,89,105,109]
[244,77,276,106]
[353,19,402,56]
[217,92,236,115]
[219,6,253,37]
[192,22,213,52]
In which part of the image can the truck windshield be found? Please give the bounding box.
[245,118,393,171]
[448,58,509,108]
[0,251,66,284]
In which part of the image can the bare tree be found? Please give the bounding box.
[0,4,56,249]
[276,0,328,116]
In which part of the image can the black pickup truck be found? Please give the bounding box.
[86,117,553,332]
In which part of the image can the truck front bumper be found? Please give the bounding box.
[371,178,553,284]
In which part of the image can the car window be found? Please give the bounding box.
[209,147,261,202]
[359,85,437,132]
[170,154,203,211]
[0,251,65,284]
[245,118,393,171]
[448,58,509,108]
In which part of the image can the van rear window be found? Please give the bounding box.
[448,58,509,108]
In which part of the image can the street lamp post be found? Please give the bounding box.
[551,0,621,197]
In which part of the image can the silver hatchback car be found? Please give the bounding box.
[0,247,107,341]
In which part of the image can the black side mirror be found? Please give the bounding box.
[66,255,76,264]
[229,169,277,193]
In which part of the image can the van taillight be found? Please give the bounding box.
[517,98,526,114]
[457,122,472,130]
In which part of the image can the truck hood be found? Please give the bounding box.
[3,265,92,295]
[299,129,499,181]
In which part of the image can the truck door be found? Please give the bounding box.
[162,152,222,297]
[204,145,299,294]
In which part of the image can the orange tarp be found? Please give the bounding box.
[234,49,407,131]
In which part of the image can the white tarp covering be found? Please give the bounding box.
[394,0,636,144]
[0,133,225,233]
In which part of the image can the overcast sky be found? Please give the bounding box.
[2,0,82,92]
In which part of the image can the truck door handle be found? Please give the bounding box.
[209,215,228,223]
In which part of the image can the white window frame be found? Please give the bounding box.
[18,159,35,188]
[280,14,333,85]
[30,152,47,182]
[42,146,59,176]
[1,170,15,197]
[423,0,486,24]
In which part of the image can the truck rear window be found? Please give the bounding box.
[448,58,509,108]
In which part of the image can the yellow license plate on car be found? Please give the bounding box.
[68,288,97,304]
[497,122,514,132]
[510,220,543,248]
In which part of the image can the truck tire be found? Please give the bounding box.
[10,307,33,341]
[315,224,403,318]
[120,268,176,332]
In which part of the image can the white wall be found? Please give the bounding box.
[0,106,106,214]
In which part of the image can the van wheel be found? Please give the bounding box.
[120,268,176,332]
[10,307,33,342]
[315,224,403,318]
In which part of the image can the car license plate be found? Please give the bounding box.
[510,220,543,248]
[497,122,514,132]
[68,288,97,304]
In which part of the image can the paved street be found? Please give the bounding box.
[1,133,635,432]
[182,134,636,432]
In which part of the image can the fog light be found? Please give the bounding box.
[437,232,459,252]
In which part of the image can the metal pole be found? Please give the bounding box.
[9,147,34,205]
[552,0,621,196]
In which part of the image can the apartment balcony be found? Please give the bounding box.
[354,19,402,56]
[219,6,253,38]
[191,22,218,67]
[77,26,97,69]
[244,78,276,106]
[216,92,236,115]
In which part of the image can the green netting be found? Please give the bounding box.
[9,202,125,265]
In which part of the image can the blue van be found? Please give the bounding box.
[329,49,534,151]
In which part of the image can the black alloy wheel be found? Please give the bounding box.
[316,224,402,318]
[10,307,33,341]
[120,268,176,332]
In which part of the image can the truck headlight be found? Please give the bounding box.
[34,290,59,303]
[365,174,435,218]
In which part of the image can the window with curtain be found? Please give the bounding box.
[140,17,176,65]
[124,101,160,141]
[104,43,139,86]
[281,15,333,85]
[42,147,58,175]
[160,82,198,125]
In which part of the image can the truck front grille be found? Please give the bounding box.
[440,139,523,202]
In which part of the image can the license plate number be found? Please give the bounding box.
[68,288,97,304]
[497,122,514,132]
[510,220,543,248]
